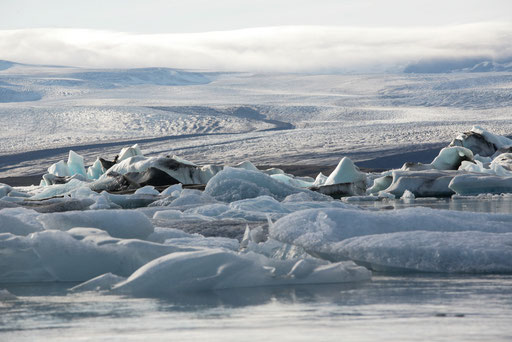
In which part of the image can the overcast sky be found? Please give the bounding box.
[1,1,511,72]
[1,0,510,33]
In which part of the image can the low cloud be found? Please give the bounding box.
[1,23,511,72]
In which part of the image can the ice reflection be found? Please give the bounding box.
[356,197,512,213]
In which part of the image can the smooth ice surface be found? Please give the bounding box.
[431,146,473,170]
[37,209,154,239]
[204,167,325,202]
[112,249,371,296]
[449,174,512,195]
[270,207,512,269]
[337,231,512,273]
[0,228,195,283]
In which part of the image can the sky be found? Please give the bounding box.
[0,0,511,72]
[1,0,511,33]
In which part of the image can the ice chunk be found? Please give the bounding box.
[70,273,126,292]
[431,147,474,170]
[0,289,17,300]
[134,185,160,195]
[48,160,71,177]
[118,144,143,162]
[37,209,154,239]
[312,172,328,187]
[232,161,259,172]
[67,150,87,177]
[337,231,512,273]
[0,208,43,235]
[160,183,183,197]
[87,158,105,180]
[0,183,13,197]
[30,179,87,200]
[184,203,230,217]
[205,167,324,202]
[0,229,195,283]
[270,207,512,261]
[377,169,463,197]
[324,157,366,185]
[164,189,218,209]
[112,249,370,296]
[271,173,314,188]
[146,227,196,243]
[458,159,511,176]
[400,189,415,201]
[229,196,290,214]
[102,155,211,185]
[449,174,512,195]
[367,173,393,194]
[492,153,512,172]
[450,126,512,157]
[163,236,239,251]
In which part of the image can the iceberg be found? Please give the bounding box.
[37,209,154,239]
[449,174,512,195]
[204,167,326,202]
[0,228,196,283]
[450,126,512,157]
[112,249,371,297]
[270,207,512,264]
[370,169,462,197]
[324,157,366,185]
[336,231,512,273]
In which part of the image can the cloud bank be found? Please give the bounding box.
[1,23,511,73]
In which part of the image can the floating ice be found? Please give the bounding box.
[87,158,105,180]
[37,209,154,239]
[204,167,324,202]
[0,183,13,197]
[0,207,43,235]
[118,144,143,162]
[102,155,216,185]
[160,184,182,197]
[271,173,314,188]
[375,170,461,197]
[492,153,512,172]
[337,231,512,273]
[451,126,512,157]
[163,236,239,251]
[30,179,88,200]
[458,160,511,177]
[324,157,366,185]
[112,249,371,296]
[400,189,415,201]
[312,172,328,187]
[70,273,126,292]
[67,150,87,177]
[449,174,512,195]
[48,160,71,177]
[431,147,474,170]
[229,196,290,214]
[270,207,512,264]
[134,186,160,196]
[0,229,195,283]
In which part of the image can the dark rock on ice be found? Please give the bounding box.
[450,131,497,157]
[310,181,366,198]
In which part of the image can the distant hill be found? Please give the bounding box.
[404,57,512,73]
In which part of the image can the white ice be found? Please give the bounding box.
[270,207,512,272]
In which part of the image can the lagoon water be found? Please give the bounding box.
[2,274,512,342]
